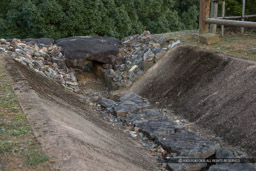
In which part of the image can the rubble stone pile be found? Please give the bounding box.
[0,38,79,92]
[0,31,181,92]
[102,31,181,90]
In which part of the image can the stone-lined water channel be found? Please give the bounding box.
[98,92,256,171]
[1,33,256,171]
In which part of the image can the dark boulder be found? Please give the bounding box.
[56,36,121,67]
[24,38,54,46]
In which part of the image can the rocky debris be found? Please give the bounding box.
[98,96,116,108]
[167,163,207,171]
[1,32,180,92]
[99,31,181,90]
[135,119,185,140]
[0,38,79,92]
[56,36,121,67]
[124,109,168,125]
[215,148,235,159]
[211,148,256,171]
[97,92,237,171]
[208,163,256,171]
[157,130,219,158]
[112,93,151,116]
[97,92,256,171]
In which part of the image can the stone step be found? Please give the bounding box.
[157,130,220,159]
[113,93,151,116]
[98,92,256,171]
[135,119,185,140]
[167,163,207,171]
[121,109,168,125]
[209,163,256,171]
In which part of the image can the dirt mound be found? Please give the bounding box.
[3,55,158,171]
[131,45,256,156]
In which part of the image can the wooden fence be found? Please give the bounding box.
[199,0,256,36]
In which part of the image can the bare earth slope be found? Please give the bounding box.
[2,55,158,171]
[131,45,256,157]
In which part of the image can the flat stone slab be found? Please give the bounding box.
[199,33,220,45]
[157,130,219,158]
[56,36,121,67]
[124,109,168,125]
[209,163,256,171]
[113,93,151,116]
[98,96,116,108]
[215,148,235,158]
[136,119,185,139]
[119,92,144,102]
[167,163,207,171]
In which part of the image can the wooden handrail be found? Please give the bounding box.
[217,15,256,19]
[206,18,256,28]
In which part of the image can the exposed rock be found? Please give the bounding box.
[216,148,235,159]
[124,109,168,125]
[113,93,151,116]
[98,92,256,171]
[56,36,121,67]
[209,163,256,171]
[98,97,116,108]
[157,130,220,158]
[136,119,185,139]
[0,38,79,92]
[99,31,180,90]
[167,163,207,171]
[199,33,220,45]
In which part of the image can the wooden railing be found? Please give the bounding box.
[199,0,256,36]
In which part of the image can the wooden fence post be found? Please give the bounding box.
[241,0,246,34]
[221,0,226,36]
[199,0,211,34]
[210,0,219,33]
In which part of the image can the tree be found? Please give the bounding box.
[0,0,218,39]
[37,0,67,39]
[174,0,200,30]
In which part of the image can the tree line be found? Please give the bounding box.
[0,0,199,39]
[0,0,254,40]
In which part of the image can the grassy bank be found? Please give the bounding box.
[0,60,50,171]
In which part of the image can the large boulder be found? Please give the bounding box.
[56,36,121,67]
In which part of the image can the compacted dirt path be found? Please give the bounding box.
[2,55,158,171]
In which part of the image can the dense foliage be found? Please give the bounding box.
[0,0,255,39]
[0,0,199,39]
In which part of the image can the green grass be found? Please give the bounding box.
[22,146,50,168]
[162,30,256,61]
[0,63,50,170]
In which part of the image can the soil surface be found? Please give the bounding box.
[131,45,256,157]
[2,55,158,171]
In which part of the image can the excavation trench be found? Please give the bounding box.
[2,55,158,171]
[2,44,256,170]
[131,45,256,157]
